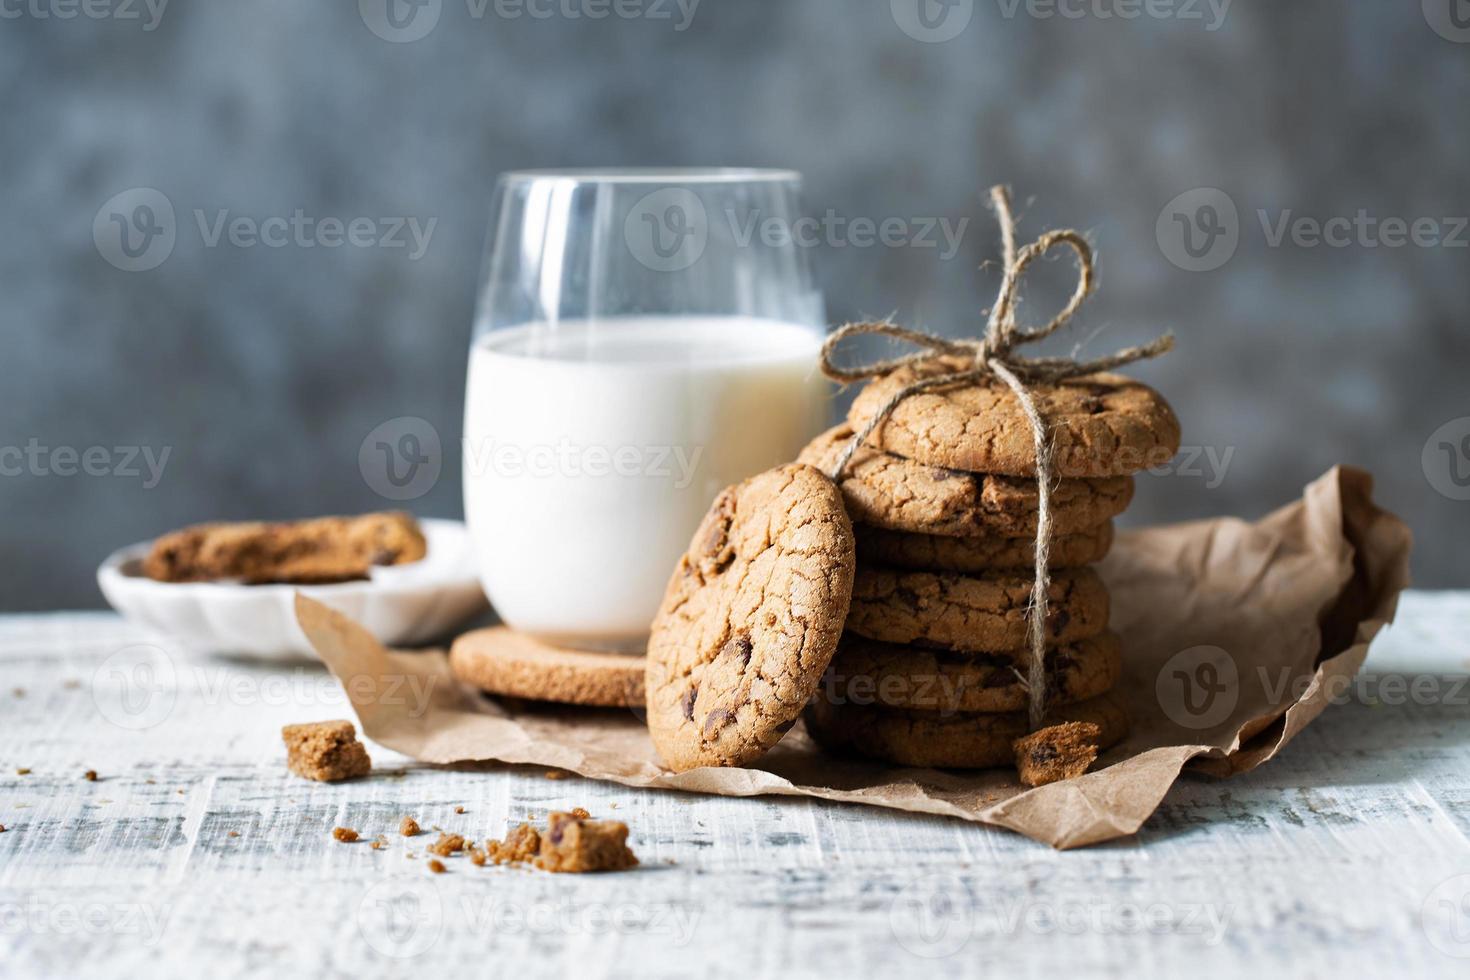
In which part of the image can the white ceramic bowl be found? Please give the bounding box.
[97,519,489,660]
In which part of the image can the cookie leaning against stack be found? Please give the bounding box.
[800,370,1180,770]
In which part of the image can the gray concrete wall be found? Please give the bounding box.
[2,0,1466,608]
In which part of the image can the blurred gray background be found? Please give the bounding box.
[2,0,1466,609]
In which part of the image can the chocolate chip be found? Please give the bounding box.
[1030,743,1059,765]
[697,491,738,574]
[703,708,733,736]
[1050,608,1071,637]
[680,685,698,721]
[718,634,753,669]
[983,669,1015,689]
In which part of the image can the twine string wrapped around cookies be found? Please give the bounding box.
[819,186,1174,730]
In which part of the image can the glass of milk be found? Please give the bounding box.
[464,169,829,652]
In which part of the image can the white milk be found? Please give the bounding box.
[463,316,828,651]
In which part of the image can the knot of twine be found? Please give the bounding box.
[820,186,1174,730]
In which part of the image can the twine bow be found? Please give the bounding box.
[820,186,1173,730]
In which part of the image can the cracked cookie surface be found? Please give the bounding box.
[846,566,1109,652]
[798,424,1133,536]
[803,689,1129,769]
[857,521,1114,573]
[820,631,1121,714]
[646,463,855,772]
[847,367,1180,478]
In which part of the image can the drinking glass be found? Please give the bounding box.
[464,169,828,651]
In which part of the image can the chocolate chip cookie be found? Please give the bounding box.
[845,566,1109,652]
[646,463,856,772]
[857,521,1114,573]
[798,424,1134,537]
[847,366,1180,478]
[144,511,427,584]
[803,689,1129,769]
[449,628,645,708]
[820,631,1121,715]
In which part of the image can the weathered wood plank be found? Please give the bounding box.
[1,596,1467,978]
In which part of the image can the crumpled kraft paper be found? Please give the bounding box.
[295,466,1411,849]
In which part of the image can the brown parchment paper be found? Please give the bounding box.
[296,466,1411,849]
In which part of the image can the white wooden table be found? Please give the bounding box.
[2,592,1468,978]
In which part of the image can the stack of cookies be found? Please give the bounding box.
[798,365,1180,770]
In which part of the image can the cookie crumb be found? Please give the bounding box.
[454,805,465,814]
[281,720,371,782]
[427,858,446,874]
[12,688,24,698]
[1013,721,1101,788]
[227,831,240,838]
[332,827,360,843]
[62,678,81,690]
[16,768,30,775]
[83,770,98,781]
[570,807,591,819]
[370,836,387,850]
[400,816,420,837]
[544,770,566,780]
[0,825,6,833]
[535,811,639,874]
[427,832,466,857]
[468,847,486,866]
[484,823,541,866]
